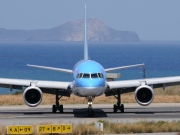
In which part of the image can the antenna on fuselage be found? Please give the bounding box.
[84,4,89,60]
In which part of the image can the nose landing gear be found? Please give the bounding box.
[85,96,95,117]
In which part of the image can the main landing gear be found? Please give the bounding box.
[113,89,124,113]
[85,97,95,117]
[52,90,63,113]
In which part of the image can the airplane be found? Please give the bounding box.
[1,5,180,117]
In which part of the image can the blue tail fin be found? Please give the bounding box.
[84,4,89,60]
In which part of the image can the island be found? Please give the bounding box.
[0,18,140,42]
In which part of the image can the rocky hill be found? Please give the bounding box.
[0,18,140,42]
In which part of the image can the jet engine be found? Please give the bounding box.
[135,85,154,106]
[23,86,42,107]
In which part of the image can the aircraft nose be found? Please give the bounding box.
[77,79,105,87]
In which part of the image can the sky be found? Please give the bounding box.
[0,0,180,41]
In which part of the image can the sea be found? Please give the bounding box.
[0,41,180,94]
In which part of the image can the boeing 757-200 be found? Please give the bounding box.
[0,6,180,117]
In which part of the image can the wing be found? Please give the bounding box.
[0,78,71,95]
[27,64,73,74]
[105,63,145,72]
[105,76,180,106]
[106,76,180,94]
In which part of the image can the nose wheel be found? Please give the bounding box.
[85,96,95,117]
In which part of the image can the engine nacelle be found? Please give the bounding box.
[135,85,154,106]
[23,86,42,107]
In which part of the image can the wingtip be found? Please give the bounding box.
[27,64,35,67]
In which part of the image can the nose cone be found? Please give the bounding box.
[75,79,106,96]
[76,79,105,87]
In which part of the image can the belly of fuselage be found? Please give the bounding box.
[73,86,105,97]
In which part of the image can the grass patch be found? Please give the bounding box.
[0,125,6,135]
[92,120,180,134]
[0,86,180,106]
[1,121,180,134]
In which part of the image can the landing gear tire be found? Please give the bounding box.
[120,104,124,113]
[113,104,124,113]
[114,104,117,113]
[52,104,63,113]
[59,105,63,113]
[52,105,57,113]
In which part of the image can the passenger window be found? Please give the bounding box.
[91,73,98,78]
[83,73,90,78]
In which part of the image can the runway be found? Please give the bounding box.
[0,103,179,125]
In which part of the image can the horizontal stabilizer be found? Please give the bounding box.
[27,64,73,74]
[105,63,145,72]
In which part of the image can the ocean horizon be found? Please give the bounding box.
[0,41,180,94]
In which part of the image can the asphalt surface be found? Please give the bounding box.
[0,103,179,125]
[116,133,179,135]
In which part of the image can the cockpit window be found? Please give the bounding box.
[91,73,99,78]
[98,73,104,78]
[76,73,104,79]
[77,73,83,78]
[82,73,90,78]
